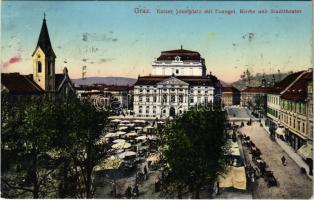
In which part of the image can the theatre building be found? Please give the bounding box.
[133,47,221,118]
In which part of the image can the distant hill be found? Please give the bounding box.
[232,72,293,90]
[72,77,137,86]
[220,80,231,87]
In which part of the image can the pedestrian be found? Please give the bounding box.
[125,185,132,199]
[144,165,148,174]
[281,156,286,166]
[133,184,139,197]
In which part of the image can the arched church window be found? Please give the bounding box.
[37,61,42,73]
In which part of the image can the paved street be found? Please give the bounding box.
[239,122,313,199]
[226,107,255,119]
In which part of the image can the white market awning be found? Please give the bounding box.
[276,128,285,136]
[297,142,313,160]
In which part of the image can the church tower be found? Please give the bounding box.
[32,14,56,91]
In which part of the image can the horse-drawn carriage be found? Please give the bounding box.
[264,171,277,187]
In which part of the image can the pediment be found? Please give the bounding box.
[157,77,189,86]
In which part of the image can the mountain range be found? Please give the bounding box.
[71,77,137,86]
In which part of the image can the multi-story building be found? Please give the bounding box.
[75,84,133,111]
[222,86,240,106]
[279,69,312,150]
[240,86,271,117]
[133,47,219,118]
[306,80,313,141]
[266,71,304,126]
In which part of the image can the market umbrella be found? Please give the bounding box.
[121,120,130,124]
[112,141,131,149]
[111,119,121,123]
[113,139,126,144]
[126,132,138,137]
[135,135,147,141]
[126,123,135,127]
[115,131,126,136]
[105,132,118,138]
[157,121,165,124]
[118,151,137,159]
[134,119,145,123]
[94,156,123,171]
[119,126,128,131]
[135,126,143,130]
[144,125,154,129]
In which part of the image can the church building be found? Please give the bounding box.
[133,47,221,118]
[1,16,75,101]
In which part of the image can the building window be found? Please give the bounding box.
[179,95,183,103]
[147,89,150,93]
[37,61,42,73]
[190,97,194,103]
[302,123,305,133]
[146,106,149,114]
[146,97,150,102]
[163,109,166,114]
[139,96,142,102]
[171,95,175,103]
[176,69,179,74]
[139,106,142,113]
[153,96,157,102]
[162,94,167,103]
[140,89,143,93]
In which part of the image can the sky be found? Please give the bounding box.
[1,1,312,83]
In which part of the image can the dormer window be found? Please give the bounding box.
[175,56,181,62]
[37,61,42,73]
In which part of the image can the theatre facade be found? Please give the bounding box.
[133,47,221,118]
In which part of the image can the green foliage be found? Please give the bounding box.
[1,95,110,198]
[160,106,229,198]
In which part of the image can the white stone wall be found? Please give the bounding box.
[152,61,204,76]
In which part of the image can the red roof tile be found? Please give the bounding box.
[269,71,304,94]
[222,86,240,93]
[134,75,213,86]
[157,49,201,61]
[281,71,312,101]
[1,73,44,95]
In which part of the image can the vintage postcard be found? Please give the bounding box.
[1,0,313,199]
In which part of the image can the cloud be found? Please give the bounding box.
[2,55,22,68]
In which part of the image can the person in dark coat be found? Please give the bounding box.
[125,186,132,199]
[281,156,286,166]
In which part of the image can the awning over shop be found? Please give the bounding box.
[275,128,285,136]
[218,166,247,190]
[297,142,313,160]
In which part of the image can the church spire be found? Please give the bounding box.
[32,15,56,58]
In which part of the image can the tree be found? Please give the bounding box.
[160,106,229,198]
[2,97,62,198]
[52,98,110,198]
[2,95,110,198]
